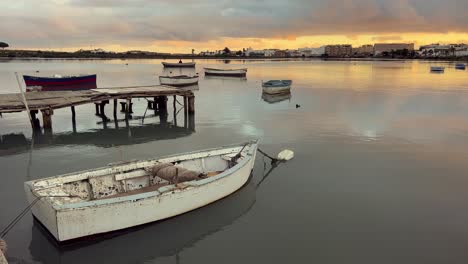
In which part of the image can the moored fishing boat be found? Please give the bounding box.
[162,62,196,68]
[455,63,466,70]
[430,66,445,73]
[262,80,292,95]
[159,75,199,87]
[204,67,247,77]
[23,74,97,91]
[24,141,258,242]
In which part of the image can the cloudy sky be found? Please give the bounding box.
[1,0,467,52]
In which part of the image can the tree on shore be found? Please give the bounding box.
[0,42,8,49]
[223,47,231,55]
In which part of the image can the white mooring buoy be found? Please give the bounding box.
[277,149,294,161]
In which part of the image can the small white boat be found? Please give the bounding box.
[159,75,199,87]
[430,66,445,72]
[262,80,292,95]
[455,64,466,70]
[162,62,196,68]
[24,141,258,242]
[204,68,247,77]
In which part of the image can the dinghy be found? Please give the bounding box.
[159,75,199,87]
[24,141,258,242]
[430,66,445,73]
[162,62,196,68]
[23,74,97,91]
[455,64,466,70]
[204,68,247,77]
[262,80,292,95]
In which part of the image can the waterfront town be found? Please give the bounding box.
[1,42,468,60]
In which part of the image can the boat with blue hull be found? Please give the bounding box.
[23,74,97,91]
[262,80,292,94]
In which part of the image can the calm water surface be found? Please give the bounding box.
[0,59,468,263]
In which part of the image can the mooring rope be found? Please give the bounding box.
[0,195,77,238]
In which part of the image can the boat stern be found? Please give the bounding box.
[24,181,60,241]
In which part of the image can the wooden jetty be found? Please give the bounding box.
[0,85,195,132]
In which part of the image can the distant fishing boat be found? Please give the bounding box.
[430,66,445,73]
[23,74,97,91]
[159,75,199,87]
[204,68,247,77]
[162,62,196,68]
[24,141,258,242]
[262,80,292,95]
[455,64,466,70]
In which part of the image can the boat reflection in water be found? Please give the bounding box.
[203,75,247,81]
[261,91,292,104]
[29,176,257,264]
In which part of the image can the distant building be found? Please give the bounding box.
[352,45,374,55]
[420,43,468,57]
[274,50,288,57]
[298,46,326,57]
[374,43,414,55]
[324,45,352,57]
[245,48,277,57]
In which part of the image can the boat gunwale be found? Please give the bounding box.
[26,141,258,210]
[158,75,199,80]
[203,67,247,72]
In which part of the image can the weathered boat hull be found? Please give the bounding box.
[159,76,199,87]
[162,62,196,68]
[30,179,256,263]
[204,68,247,77]
[25,142,257,242]
[262,92,291,103]
[262,86,291,95]
[455,64,466,70]
[23,75,97,91]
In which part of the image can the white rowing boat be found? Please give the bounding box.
[204,68,247,77]
[262,80,292,95]
[162,62,196,68]
[159,75,199,87]
[24,141,258,242]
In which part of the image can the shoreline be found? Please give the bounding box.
[0,50,467,62]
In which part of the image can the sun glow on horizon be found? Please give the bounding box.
[16,32,468,54]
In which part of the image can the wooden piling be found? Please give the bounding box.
[113,99,117,116]
[188,95,195,114]
[95,103,100,115]
[41,108,53,131]
[71,106,76,133]
[125,98,131,119]
[183,96,188,128]
[173,95,177,126]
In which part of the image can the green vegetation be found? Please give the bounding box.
[0,42,9,49]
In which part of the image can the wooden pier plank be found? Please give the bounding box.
[0,85,193,114]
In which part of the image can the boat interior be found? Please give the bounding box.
[29,145,251,206]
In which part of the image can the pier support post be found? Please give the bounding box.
[71,106,76,133]
[113,99,117,116]
[173,95,177,126]
[41,108,53,133]
[125,98,131,119]
[183,96,188,128]
[187,95,195,114]
[30,110,41,131]
[158,96,168,124]
[95,103,100,115]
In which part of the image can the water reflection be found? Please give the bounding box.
[203,75,247,81]
[29,177,257,264]
[261,92,291,104]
